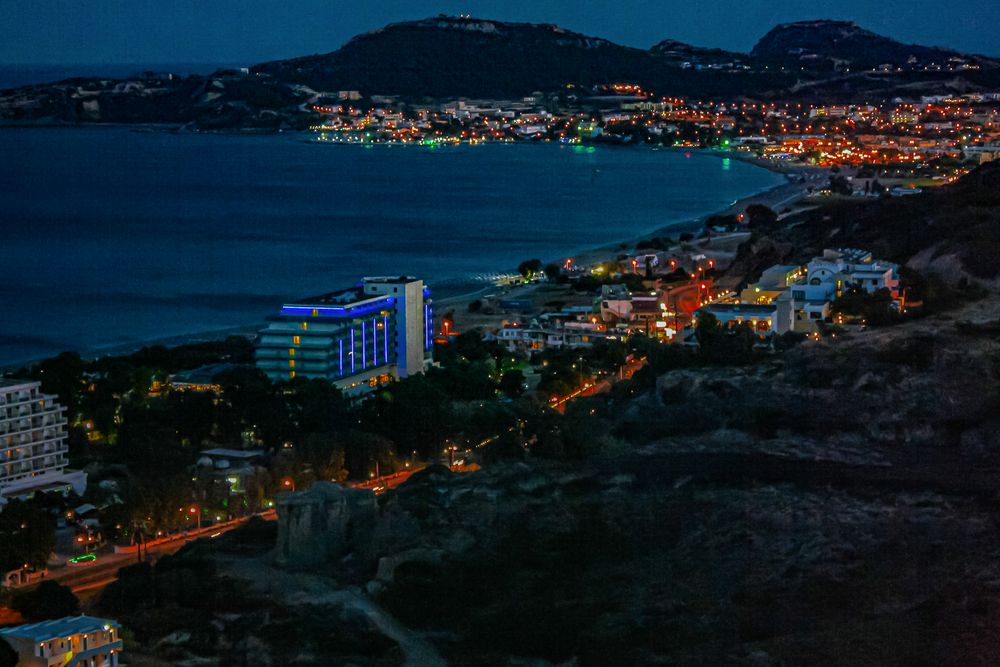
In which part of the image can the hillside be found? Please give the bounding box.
[752,20,1000,71]
[2,16,999,127]
[251,15,787,99]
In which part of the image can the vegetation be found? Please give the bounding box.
[517,258,543,278]
[0,639,16,667]
[12,581,80,621]
[832,286,898,326]
[0,499,56,572]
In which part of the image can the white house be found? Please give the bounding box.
[0,616,122,667]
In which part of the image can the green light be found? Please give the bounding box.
[587,146,596,153]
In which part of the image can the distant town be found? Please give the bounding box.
[309,85,998,183]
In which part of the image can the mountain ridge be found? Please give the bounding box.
[2,16,999,127]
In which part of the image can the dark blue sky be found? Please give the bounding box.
[2,0,997,65]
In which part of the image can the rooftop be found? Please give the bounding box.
[200,448,266,460]
[701,303,777,315]
[170,363,235,385]
[363,275,419,284]
[0,616,120,642]
[0,378,37,390]
[293,285,369,306]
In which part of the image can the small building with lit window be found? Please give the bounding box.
[255,277,432,395]
[0,615,122,667]
[696,303,778,336]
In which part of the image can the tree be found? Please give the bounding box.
[296,433,348,482]
[13,581,79,621]
[0,500,55,572]
[695,312,755,365]
[517,258,543,278]
[498,370,526,399]
[341,431,397,479]
[745,204,778,229]
[0,638,17,667]
[829,175,853,195]
[833,286,897,326]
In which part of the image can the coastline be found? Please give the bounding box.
[1,148,817,372]
[436,152,824,321]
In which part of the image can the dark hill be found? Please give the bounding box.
[253,16,658,98]
[752,20,1000,71]
[251,15,791,99]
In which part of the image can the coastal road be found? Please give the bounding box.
[41,511,276,599]
[550,355,646,413]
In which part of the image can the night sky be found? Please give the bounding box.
[2,0,998,65]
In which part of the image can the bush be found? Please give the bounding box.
[0,639,16,667]
[13,581,79,621]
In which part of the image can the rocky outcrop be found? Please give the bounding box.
[274,482,377,567]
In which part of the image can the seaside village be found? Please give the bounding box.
[309,88,1000,179]
[478,244,901,353]
[0,242,905,664]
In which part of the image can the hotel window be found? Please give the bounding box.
[288,348,295,357]
[301,322,308,331]
[288,360,295,368]
[289,371,296,379]
[293,336,301,345]
[312,308,319,317]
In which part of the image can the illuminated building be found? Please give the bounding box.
[696,303,779,335]
[0,615,122,667]
[0,380,86,508]
[255,277,432,394]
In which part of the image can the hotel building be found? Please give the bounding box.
[0,615,123,667]
[255,276,432,394]
[0,379,86,507]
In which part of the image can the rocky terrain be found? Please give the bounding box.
[3,18,999,128]
[100,287,1000,665]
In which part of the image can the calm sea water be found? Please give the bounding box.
[0,127,783,364]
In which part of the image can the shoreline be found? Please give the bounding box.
[0,149,820,372]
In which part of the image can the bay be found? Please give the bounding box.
[0,127,783,364]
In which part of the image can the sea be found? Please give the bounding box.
[0,126,784,366]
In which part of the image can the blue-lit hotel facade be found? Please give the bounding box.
[256,277,432,394]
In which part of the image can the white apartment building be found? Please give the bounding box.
[0,615,122,667]
[0,379,86,506]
